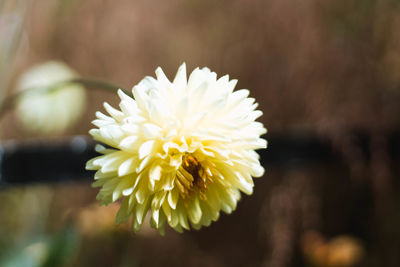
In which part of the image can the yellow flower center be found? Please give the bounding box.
[175,153,211,200]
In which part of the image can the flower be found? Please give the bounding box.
[15,61,86,134]
[86,63,267,234]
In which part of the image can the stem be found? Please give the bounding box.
[0,78,130,117]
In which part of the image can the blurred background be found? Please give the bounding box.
[1,0,400,266]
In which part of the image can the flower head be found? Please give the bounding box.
[15,61,86,134]
[86,63,267,234]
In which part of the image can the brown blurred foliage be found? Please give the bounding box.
[301,231,365,267]
[3,0,400,137]
[1,0,400,266]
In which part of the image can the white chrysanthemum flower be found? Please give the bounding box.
[86,63,267,234]
[15,61,86,134]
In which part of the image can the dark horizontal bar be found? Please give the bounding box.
[0,132,399,186]
[0,136,98,186]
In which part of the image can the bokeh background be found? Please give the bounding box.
[1,0,400,266]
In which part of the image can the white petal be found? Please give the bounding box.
[173,63,187,91]
[119,136,139,152]
[142,123,161,139]
[118,89,139,115]
[232,171,254,195]
[112,180,127,201]
[251,164,265,177]
[95,111,113,121]
[118,157,137,176]
[155,67,171,87]
[149,164,162,190]
[122,186,135,196]
[228,89,250,107]
[94,170,114,180]
[121,124,139,134]
[132,84,149,112]
[104,102,124,120]
[175,96,188,120]
[136,155,152,173]
[92,119,113,128]
[139,140,156,159]
[85,159,98,170]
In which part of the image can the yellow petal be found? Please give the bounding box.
[188,197,202,224]
[168,189,179,210]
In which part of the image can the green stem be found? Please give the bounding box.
[0,78,130,117]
